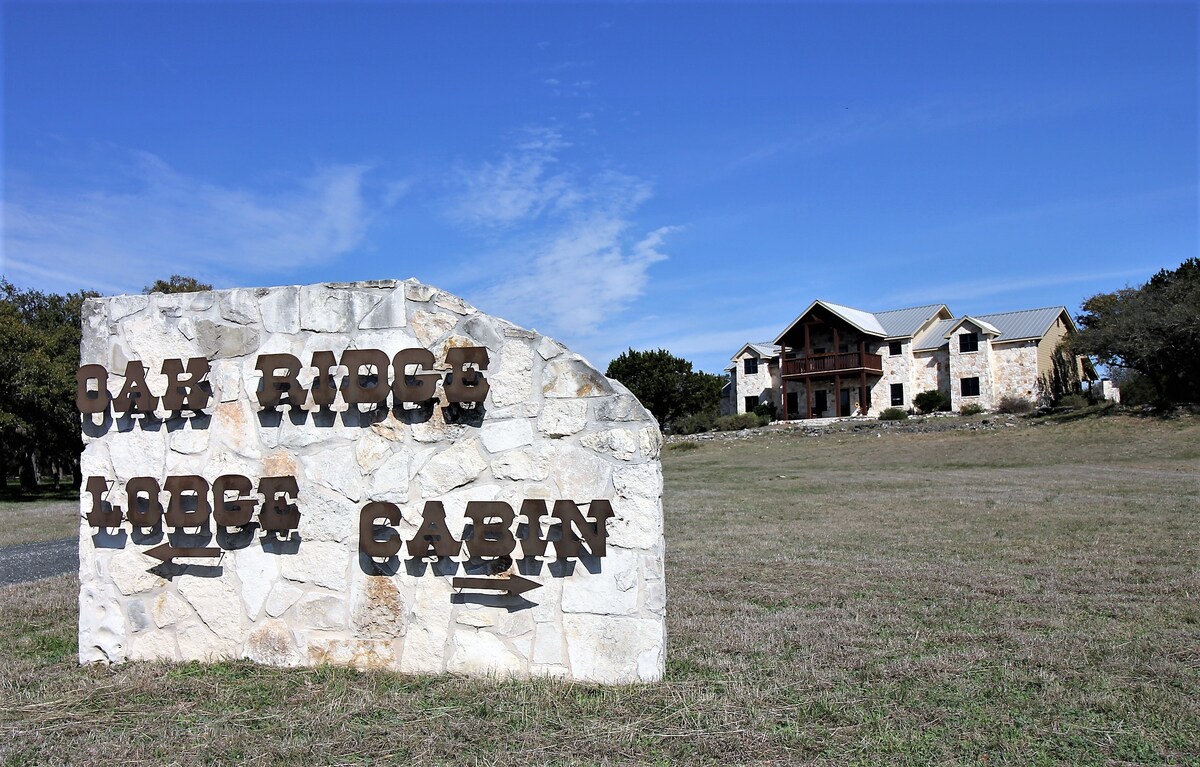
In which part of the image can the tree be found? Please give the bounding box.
[0,279,98,490]
[1074,258,1200,404]
[605,348,723,429]
[144,274,212,294]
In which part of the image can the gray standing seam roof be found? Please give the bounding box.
[873,304,949,338]
[976,307,1068,343]
[913,307,1067,350]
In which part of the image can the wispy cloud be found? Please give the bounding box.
[2,150,383,293]
[880,267,1157,307]
[448,127,671,339]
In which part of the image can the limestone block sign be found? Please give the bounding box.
[76,279,665,682]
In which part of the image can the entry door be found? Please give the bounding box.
[839,388,851,417]
[786,392,799,417]
[813,390,828,417]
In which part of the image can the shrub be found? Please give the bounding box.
[960,402,985,416]
[672,411,717,435]
[879,407,908,421]
[714,413,764,431]
[914,389,948,414]
[752,401,777,422]
[1058,393,1088,409]
[665,441,699,452]
[995,395,1034,414]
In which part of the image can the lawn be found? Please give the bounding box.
[1,412,1197,765]
[0,483,77,548]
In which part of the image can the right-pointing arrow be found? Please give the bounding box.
[452,574,541,596]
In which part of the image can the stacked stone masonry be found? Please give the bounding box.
[78,279,666,683]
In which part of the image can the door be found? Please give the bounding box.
[786,392,799,418]
[813,390,828,417]
[839,388,851,417]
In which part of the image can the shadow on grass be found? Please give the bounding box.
[1,479,78,504]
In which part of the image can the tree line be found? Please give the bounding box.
[0,275,210,492]
[2,260,1195,491]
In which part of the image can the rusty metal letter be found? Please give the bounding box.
[164,475,211,529]
[551,499,614,559]
[359,502,403,558]
[84,476,123,528]
[255,354,304,409]
[76,365,110,414]
[392,348,441,403]
[463,501,517,558]
[112,361,160,414]
[125,476,163,528]
[309,350,339,407]
[213,474,258,527]
[258,475,301,531]
[443,346,490,403]
[341,349,390,405]
[160,357,211,412]
[407,500,462,558]
[517,499,550,558]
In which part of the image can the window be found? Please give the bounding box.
[889,341,903,356]
[744,396,759,413]
[744,358,758,375]
[961,377,980,397]
[890,383,904,406]
[959,332,979,353]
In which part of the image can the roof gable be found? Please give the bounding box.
[873,304,952,338]
[730,342,780,362]
[773,300,885,344]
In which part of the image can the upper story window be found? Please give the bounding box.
[889,341,903,356]
[959,332,979,353]
[744,358,758,375]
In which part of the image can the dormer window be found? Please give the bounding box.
[959,332,979,353]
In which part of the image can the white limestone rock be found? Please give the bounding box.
[280,541,349,592]
[542,357,613,398]
[480,418,534,453]
[415,440,488,496]
[489,341,534,407]
[264,581,305,618]
[448,630,523,677]
[244,618,301,666]
[300,285,352,332]
[259,286,301,334]
[152,591,194,628]
[580,428,640,461]
[235,545,279,619]
[537,400,588,437]
[359,288,408,329]
[295,593,347,630]
[564,614,665,683]
[177,574,243,642]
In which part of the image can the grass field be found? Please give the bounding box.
[0,489,77,548]
[1,412,1197,765]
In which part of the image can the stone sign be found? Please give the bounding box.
[76,279,665,682]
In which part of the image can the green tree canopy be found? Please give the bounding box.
[605,348,724,428]
[144,274,213,294]
[1074,258,1200,404]
[0,279,98,488]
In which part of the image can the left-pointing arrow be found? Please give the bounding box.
[144,543,222,564]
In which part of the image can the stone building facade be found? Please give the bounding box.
[725,301,1091,419]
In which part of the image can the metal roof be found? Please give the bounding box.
[914,319,957,350]
[913,307,1069,350]
[943,316,1002,338]
[730,342,781,362]
[874,304,950,338]
[976,307,1070,342]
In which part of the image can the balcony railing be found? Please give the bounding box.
[782,351,883,376]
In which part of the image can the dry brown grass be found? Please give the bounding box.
[0,498,77,548]
[1,412,1197,765]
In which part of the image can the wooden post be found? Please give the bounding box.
[780,350,789,421]
[835,373,841,417]
[861,370,867,414]
[806,379,813,419]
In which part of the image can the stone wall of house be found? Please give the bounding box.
[912,348,950,403]
[991,341,1040,406]
[948,325,995,410]
[875,340,913,413]
[732,353,779,414]
[77,280,666,683]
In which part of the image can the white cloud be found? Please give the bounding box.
[2,151,380,294]
[449,128,671,338]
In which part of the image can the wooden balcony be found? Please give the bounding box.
[782,350,883,377]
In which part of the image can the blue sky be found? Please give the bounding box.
[3,2,1196,374]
